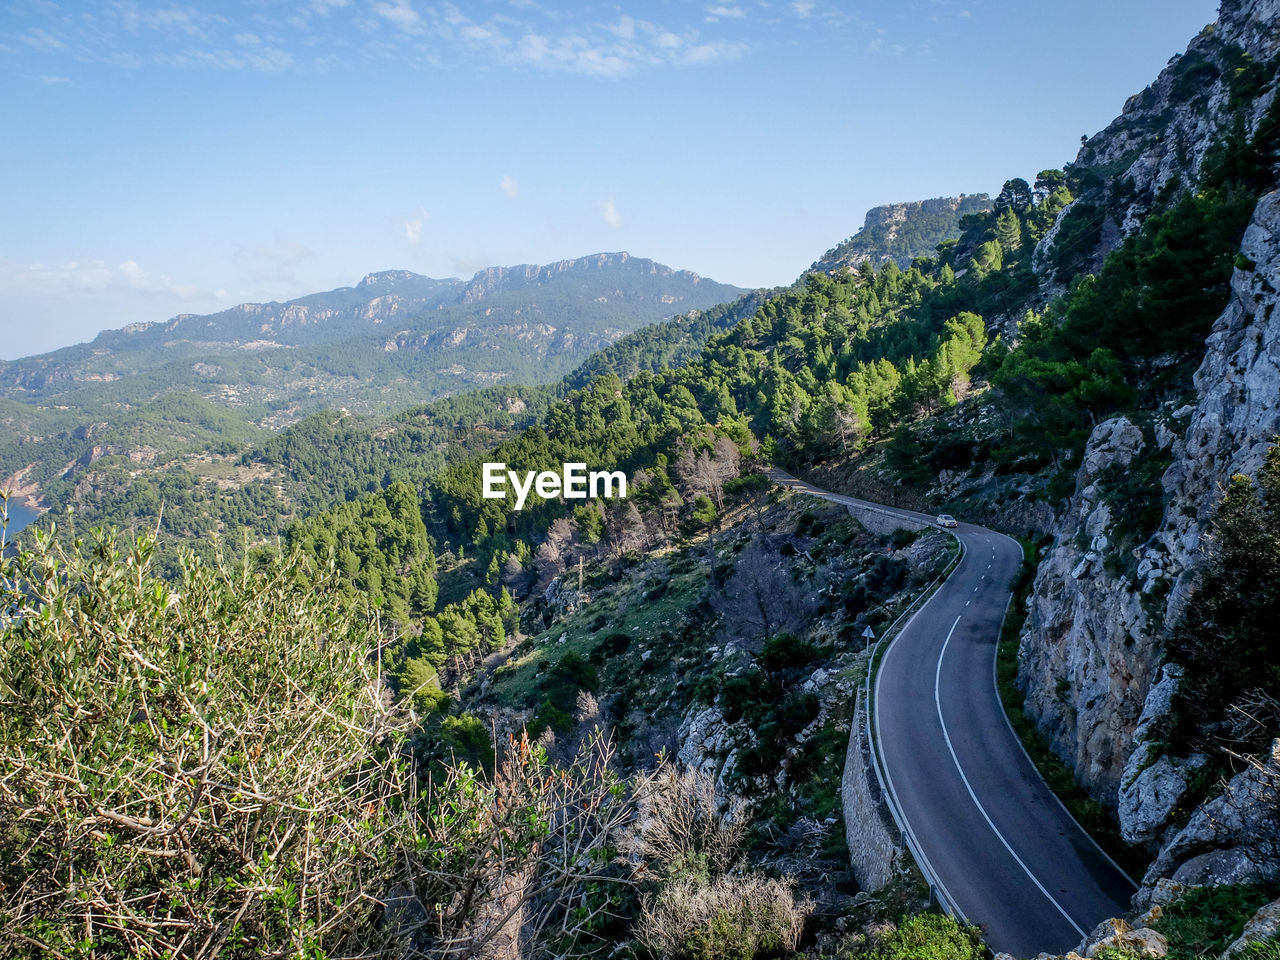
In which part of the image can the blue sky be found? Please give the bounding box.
[1,0,1219,358]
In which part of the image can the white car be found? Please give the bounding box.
[936,514,958,528]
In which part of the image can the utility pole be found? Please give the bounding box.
[578,556,584,591]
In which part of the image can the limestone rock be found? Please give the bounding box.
[543,578,582,615]
[1141,740,1280,898]
[1223,899,1280,958]
[1017,416,1155,803]
[1083,919,1169,959]
[1118,664,1208,845]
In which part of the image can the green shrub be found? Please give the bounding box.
[0,529,413,958]
[1151,885,1278,960]
[862,913,986,960]
[760,633,821,673]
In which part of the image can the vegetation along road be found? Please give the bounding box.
[769,469,1136,955]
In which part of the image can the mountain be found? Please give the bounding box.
[0,253,745,515]
[1014,0,1280,899]
[0,253,744,418]
[810,194,993,274]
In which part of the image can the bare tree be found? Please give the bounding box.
[409,730,648,960]
[604,501,647,557]
[712,536,813,642]
[674,438,741,515]
[533,518,575,591]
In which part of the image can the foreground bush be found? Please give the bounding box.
[0,528,415,958]
[859,913,987,960]
[0,525,649,958]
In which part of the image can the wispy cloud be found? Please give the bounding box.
[373,0,423,33]
[791,1,815,17]
[601,198,622,228]
[22,27,66,52]
[404,210,427,245]
[500,175,519,199]
[5,2,761,78]
[1,258,212,300]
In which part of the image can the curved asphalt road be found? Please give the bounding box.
[769,470,1135,956]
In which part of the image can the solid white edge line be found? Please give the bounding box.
[874,539,969,923]
[769,468,1138,920]
[935,614,1090,939]
[990,534,1141,889]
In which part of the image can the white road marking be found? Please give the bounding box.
[935,616,1089,939]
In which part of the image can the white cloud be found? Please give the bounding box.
[681,40,747,65]
[10,2,760,80]
[608,15,635,40]
[791,0,815,17]
[500,174,518,199]
[373,0,422,31]
[0,258,210,300]
[41,75,71,84]
[22,27,66,51]
[601,198,621,228]
[405,210,427,244]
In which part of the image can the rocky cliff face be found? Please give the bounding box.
[1022,187,1280,862]
[1019,0,1280,896]
[1041,0,1280,280]
[1017,417,1155,803]
[810,195,992,273]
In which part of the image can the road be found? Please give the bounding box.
[769,470,1135,956]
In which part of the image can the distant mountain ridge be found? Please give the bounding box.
[0,252,744,516]
[811,194,993,273]
[0,252,743,405]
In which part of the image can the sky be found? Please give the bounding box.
[1,0,1220,359]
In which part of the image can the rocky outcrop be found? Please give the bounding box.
[1038,0,1280,278]
[1153,191,1280,612]
[1138,739,1280,900]
[460,253,714,303]
[1223,899,1280,958]
[1018,1,1280,883]
[1017,417,1156,802]
[1083,918,1169,959]
[1023,190,1280,864]
[1118,665,1208,846]
[811,195,992,273]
